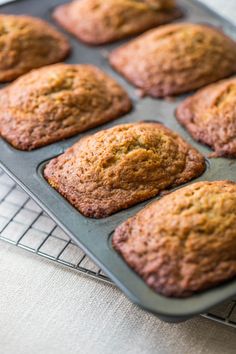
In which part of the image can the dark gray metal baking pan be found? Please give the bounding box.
[1,0,236,323]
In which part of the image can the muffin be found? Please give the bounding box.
[176,78,236,158]
[109,23,236,97]
[113,181,236,297]
[52,0,182,45]
[0,64,132,150]
[0,14,70,82]
[44,122,205,218]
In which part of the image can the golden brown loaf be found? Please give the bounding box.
[176,78,236,158]
[109,23,236,97]
[44,122,205,218]
[113,181,236,297]
[0,64,132,150]
[0,14,70,82]
[53,0,182,45]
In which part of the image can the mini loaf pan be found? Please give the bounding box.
[1,0,236,323]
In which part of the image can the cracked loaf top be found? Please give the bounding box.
[0,64,132,150]
[44,122,205,218]
[0,14,70,82]
[176,77,236,158]
[109,23,236,97]
[52,0,182,45]
[113,181,236,297]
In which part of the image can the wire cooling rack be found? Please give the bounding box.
[0,167,111,284]
[0,167,236,327]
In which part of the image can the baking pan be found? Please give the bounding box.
[1,0,236,323]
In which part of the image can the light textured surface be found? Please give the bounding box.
[198,0,236,25]
[1,242,236,354]
[1,1,236,354]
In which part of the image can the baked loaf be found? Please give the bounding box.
[109,23,236,97]
[113,181,236,297]
[176,78,236,158]
[0,14,70,82]
[52,0,182,45]
[44,122,205,218]
[0,64,132,150]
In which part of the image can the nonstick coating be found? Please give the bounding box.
[1,0,236,322]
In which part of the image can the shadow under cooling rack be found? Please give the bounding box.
[0,167,236,327]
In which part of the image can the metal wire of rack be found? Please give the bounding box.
[0,167,112,285]
[0,167,236,327]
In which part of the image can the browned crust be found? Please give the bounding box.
[109,23,236,97]
[52,0,183,45]
[0,14,70,82]
[113,181,236,297]
[0,64,132,151]
[176,77,236,158]
[44,122,205,218]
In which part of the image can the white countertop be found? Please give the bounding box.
[1,1,236,353]
[197,0,236,25]
[1,241,236,354]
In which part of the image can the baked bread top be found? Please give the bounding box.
[0,64,132,150]
[44,122,205,218]
[53,0,182,45]
[109,23,236,97]
[176,77,236,158]
[0,14,70,82]
[113,181,236,297]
